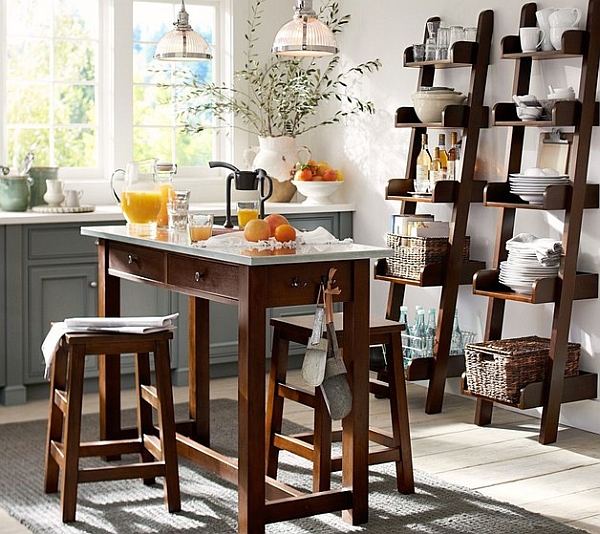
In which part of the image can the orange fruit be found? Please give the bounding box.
[322,168,338,182]
[274,224,297,243]
[294,167,313,181]
[264,213,289,237]
[243,218,270,242]
[316,161,332,176]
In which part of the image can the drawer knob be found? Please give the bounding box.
[194,271,204,282]
[127,254,139,265]
[290,276,308,288]
[89,281,98,288]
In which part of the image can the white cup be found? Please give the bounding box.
[63,189,83,208]
[536,8,558,50]
[520,27,545,52]
[549,8,582,28]
[549,26,571,50]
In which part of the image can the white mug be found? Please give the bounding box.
[536,8,558,51]
[63,189,83,208]
[520,27,545,52]
[548,8,582,28]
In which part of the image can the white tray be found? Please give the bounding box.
[31,205,95,214]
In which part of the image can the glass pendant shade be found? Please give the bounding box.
[272,0,338,57]
[155,1,212,61]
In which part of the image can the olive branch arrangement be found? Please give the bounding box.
[170,0,381,138]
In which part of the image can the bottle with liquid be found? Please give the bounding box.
[429,147,443,188]
[438,133,449,178]
[399,305,411,366]
[415,133,431,193]
[447,131,458,181]
[450,309,464,355]
[426,308,437,358]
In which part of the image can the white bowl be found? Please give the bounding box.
[292,180,342,205]
[411,91,467,123]
[516,106,543,120]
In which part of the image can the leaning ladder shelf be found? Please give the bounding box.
[374,9,493,414]
[462,1,599,444]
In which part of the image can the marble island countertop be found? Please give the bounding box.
[0,202,355,226]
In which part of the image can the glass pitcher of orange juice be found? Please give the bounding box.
[111,159,161,236]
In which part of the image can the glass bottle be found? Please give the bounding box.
[411,307,427,358]
[399,305,411,366]
[426,308,437,358]
[415,133,431,193]
[447,131,458,181]
[438,133,449,178]
[429,147,443,188]
[450,309,464,355]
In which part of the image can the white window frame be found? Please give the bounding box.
[0,0,233,181]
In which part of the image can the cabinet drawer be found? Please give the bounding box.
[167,254,239,299]
[108,243,166,283]
[28,225,98,260]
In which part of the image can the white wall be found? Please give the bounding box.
[253,0,600,434]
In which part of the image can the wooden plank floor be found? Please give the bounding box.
[1,371,599,533]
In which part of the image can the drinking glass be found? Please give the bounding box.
[464,27,478,41]
[237,200,259,229]
[436,27,450,59]
[167,189,191,231]
[412,43,425,62]
[189,213,214,243]
[449,25,465,47]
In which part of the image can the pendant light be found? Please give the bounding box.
[155,0,212,61]
[272,0,338,57]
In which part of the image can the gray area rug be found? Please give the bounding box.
[0,398,584,533]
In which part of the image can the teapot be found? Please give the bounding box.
[110,159,161,235]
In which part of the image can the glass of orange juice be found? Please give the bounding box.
[189,213,214,243]
[237,200,259,229]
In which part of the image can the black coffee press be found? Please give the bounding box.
[208,161,273,228]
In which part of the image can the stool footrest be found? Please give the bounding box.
[276,383,316,408]
[273,434,317,461]
[78,438,144,458]
[140,384,159,409]
[53,390,68,413]
[369,379,390,398]
[78,462,167,484]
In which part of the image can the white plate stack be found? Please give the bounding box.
[509,172,569,204]
[499,234,562,294]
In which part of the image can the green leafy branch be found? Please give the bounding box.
[171,0,381,138]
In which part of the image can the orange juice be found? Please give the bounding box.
[121,190,162,223]
[156,182,173,227]
[237,208,259,229]
[189,225,212,242]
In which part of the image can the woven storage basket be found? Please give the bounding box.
[464,335,580,404]
[385,234,470,281]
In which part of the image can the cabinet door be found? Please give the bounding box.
[26,263,98,383]
[0,227,5,389]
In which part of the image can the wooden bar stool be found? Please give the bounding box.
[266,313,414,494]
[44,330,181,522]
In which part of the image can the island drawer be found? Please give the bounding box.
[167,254,239,299]
[108,242,166,282]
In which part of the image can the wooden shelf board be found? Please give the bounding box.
[375,259,485,288]
[461,371,598,410]
[484,182,599,210]
[386,178,486,203]
[473,270,598,303]
[405,354,465,381]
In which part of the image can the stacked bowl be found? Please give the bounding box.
[509,167,569,204]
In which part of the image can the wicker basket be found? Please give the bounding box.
[464,336,581,404]
[385,234,470,280]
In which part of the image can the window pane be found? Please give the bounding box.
[5,0,99,168]
[133,1,217,166]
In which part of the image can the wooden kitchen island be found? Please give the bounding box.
[81,225,389,533]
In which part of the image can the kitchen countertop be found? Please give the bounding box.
[0,202,355,226]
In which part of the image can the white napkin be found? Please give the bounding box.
[506,233,563,266]
[41,314,179,379]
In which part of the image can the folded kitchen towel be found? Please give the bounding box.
[41,314,178,378]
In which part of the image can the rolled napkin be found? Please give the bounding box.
[506,233,562,266]
[41,314,179,378]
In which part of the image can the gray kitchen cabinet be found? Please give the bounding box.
[0,210,352,404]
